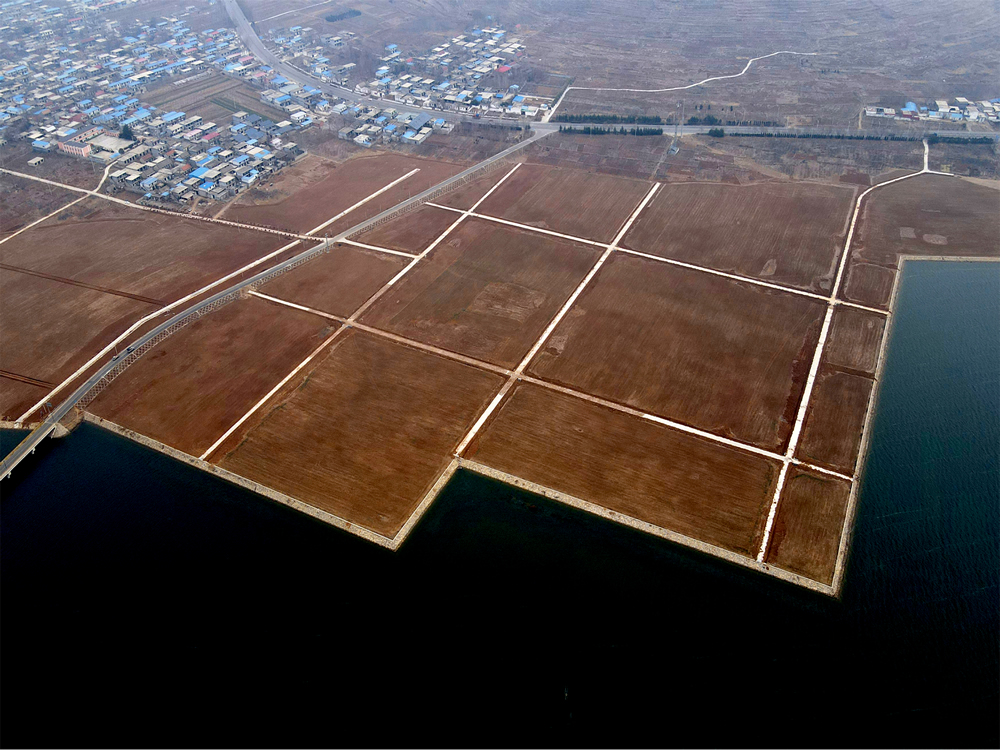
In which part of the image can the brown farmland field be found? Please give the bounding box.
[764,468,852,585]
[527,252,826,452]
[0,198,288,304]
[432,171,506,210]
[476,164,651,243]
[89,297,334,457]
[825,307,886,375]
[216,331,504,538]
[0,174,81,237]
[796,368,873,476]
[0,378,50,423]
[353,205,457,254]
[0,268,156,418]
[622,181,856,293]
[259,244,408,317]
[854,175,999,266]
[467,382,781,556]
[842,262,896,309]
[225,154,460,234]
[360,218,601,368]
[842,175,1000,307]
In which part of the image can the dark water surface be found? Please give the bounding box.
[2,261,998,748]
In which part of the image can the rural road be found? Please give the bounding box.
[0,122,554,479]
[221,0,514,125]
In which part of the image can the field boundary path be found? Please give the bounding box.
[755,140,957,563]
[1,125,552,480]
[544,50,820,122]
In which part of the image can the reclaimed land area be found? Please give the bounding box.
[0,198,289,303]
[843,175,1000,308]
[465,382,781,557]
[526,252,826,453]
[360,217,601,368]
[621,181,856,293]
[258,243,408,317]
[224,153,461,234]
[432,170,505,210]
[88,296,335,457]
[475,163,651,243]
[797,367,873,476]
[214,330,505,538]
[352,205,457,254]
[0,268,156,419]
[764,467,852,585]
[824,307,886,375]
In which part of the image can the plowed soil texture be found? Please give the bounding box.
[843,175,1000,308]
[622,181,856,293]
[225,154,461,235]
[360,217,601,368]
[527,252,826,452]
[765,467,852,585]
[466,381,781,557]
[0,198,289,304]
[215,330,504,538]
[353,205,457,254]
[0,268,156,419]
[476,163,651,243]
[825,306,886,375]
[796,367,874,476]
[259,244,408,317]
[89,296,335,457]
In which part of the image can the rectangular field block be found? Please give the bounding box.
[621,181,855,293]
[215,330,505,538]
[89,296,335,457]
[466,382,782,557]
[526,252,826,452]
[360,217,602,368]
[475,163,652,243]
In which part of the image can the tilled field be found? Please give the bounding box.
[0,198,289,304]
[353,205,457,254]
[621,181,856,292]
[824,307,886,375]
[360,217,600,368]
[764,467,852,585]
[842,175,1000,308]
[796,367,873,475]
[215,330,504,538]
[466,382,781,557]
[0,268,156,419]
[476,163,651,243]
[88,297,334,457]
[258,243,408,317]
[526,252,826,452]
[225,153,461,235]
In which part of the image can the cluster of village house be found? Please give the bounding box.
[865,97,1000,124]
[267,24,548,118]
[0,0,464,205]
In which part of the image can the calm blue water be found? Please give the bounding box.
[2,261,997,747]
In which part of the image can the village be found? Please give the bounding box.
[265,23,548,119]
[0,0,541,208]
[865,96,1000,124]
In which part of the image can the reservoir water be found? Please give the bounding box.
[2,260,998,747]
